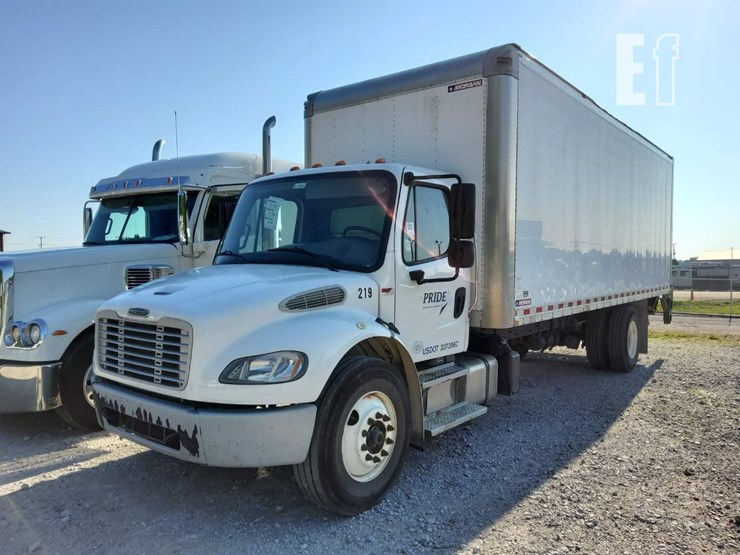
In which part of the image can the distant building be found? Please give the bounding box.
[0,230,9,252]
[672,250,740,291]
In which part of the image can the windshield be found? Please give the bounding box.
[217,170,396,272]
[84,192,195,245]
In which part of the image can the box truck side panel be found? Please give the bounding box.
[508,57,673,327]
[307,78,487,189]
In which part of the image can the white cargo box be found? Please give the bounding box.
[305,44,673,329]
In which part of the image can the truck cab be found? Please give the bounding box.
[91,162,489,514]
[1,135,296,429]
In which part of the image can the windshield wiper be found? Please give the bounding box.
[268,246,338,272]
[214,250,251,263]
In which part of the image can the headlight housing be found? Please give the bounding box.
[219,351,308,384]
[3,319,47,349]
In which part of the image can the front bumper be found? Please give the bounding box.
[92,379,317,467]
[0,362,62,413]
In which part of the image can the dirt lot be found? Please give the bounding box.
[1,315,738,554]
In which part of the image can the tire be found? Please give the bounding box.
[293,357,410,515]
[607,305,640,373]
[55,334,101,430]
[585,309,611,370]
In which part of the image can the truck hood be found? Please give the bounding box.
[102,264,379,323]
[0,244,179,274]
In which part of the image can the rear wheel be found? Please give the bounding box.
[585,310,611,370]
[608,306,640,372]
[293,357,410,515]
[55,335,100,430]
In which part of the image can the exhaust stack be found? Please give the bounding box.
[152,139,165,161]
[262,116,276,175]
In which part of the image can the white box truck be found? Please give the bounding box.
[90,45,673,514]
[0,118,295,429]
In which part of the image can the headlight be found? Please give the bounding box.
[3,322,22,347]
[219,351,308,384]
[4,319,47,349]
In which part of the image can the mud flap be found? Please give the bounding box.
[660,294,673,324]
[497,349,520,395]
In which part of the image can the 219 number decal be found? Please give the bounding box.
[358,287,373,299]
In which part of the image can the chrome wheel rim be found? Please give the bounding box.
[341,391,397,483]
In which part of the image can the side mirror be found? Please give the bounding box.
[450,183,475,239]
[83,207,93,238]
[177,190,190,245]
[448,239,475,269]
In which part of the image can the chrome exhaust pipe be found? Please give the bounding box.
[152,139,165,161]
[262,116,276,175]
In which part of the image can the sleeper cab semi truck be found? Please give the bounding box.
[91,44,673,514]
[0,117,295,430]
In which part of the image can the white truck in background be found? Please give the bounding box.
[91,44,674,514]
[0,117,296,429]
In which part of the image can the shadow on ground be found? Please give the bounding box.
[0,351,660,554]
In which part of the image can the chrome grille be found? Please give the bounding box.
[97,313,192,389]
[125,267,153,290]
[280,286,346,312]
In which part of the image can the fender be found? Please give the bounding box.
[4,298,106,363]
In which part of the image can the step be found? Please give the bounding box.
[418,363,469,389]
[424,402,487,437]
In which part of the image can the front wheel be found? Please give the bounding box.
[293,357,410,515]
[55,334,101,430]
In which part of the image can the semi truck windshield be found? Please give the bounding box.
[84,192,195,245]
[217,171,396,272]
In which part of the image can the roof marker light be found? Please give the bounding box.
[375,157,386,163]
[289,166,300,171]
[311,163,323,168]
[335,160,346,166]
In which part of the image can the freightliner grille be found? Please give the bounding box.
[97,312,192,389]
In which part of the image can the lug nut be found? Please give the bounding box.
[386,425,395,432]
[385,438,394,445]
[365,454,374,461]
[382,415,391,422]
[361,445,368,452]
[381,449,389,457]
[375,412,383,419]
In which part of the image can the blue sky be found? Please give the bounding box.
[0,0,736,260]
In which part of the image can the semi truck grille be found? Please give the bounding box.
[96,312,192,389]
[125,265,174,290]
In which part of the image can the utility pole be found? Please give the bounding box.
[730,246,734,326]
[37,236,45,249]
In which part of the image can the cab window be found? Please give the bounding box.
[403,185,450,264]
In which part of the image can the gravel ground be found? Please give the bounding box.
[1,315,738,554]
